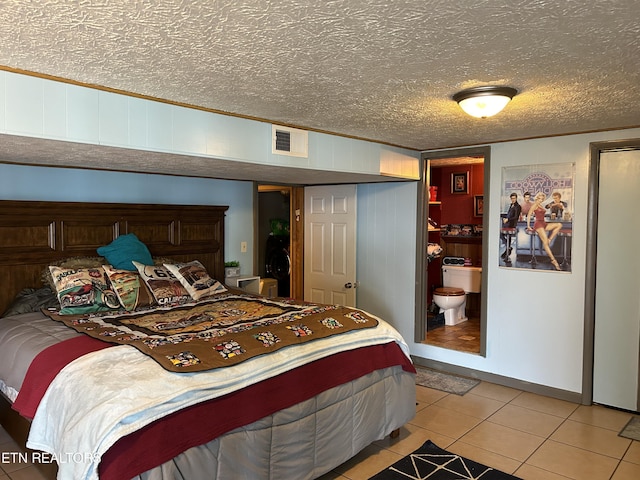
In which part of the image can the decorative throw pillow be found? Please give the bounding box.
[102,265,156,311]
[41,256,106,291]
[132,261,192,306]
[49,266,121,315]
[97,233,153,271]
[164,260,227,301]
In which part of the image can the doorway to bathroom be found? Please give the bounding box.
[417,147,490,355]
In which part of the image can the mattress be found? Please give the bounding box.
[0,308,416,480]
[0,311,81,401]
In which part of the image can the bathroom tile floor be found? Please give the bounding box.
[3,379,638,479]
[425,315,481,353]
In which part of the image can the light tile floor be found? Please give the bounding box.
[322,381,640,480]
[1,380,639,480]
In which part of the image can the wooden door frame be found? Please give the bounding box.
[289,186,304,300]
[255,184,304,300]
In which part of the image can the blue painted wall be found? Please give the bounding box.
[0,163,255,273]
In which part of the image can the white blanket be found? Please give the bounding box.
[26,315,410,480]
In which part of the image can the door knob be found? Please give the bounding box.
[344,282,359,289]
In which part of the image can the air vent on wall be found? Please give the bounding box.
[272,125,308,158]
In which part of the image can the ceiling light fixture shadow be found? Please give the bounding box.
[453,86,518,118]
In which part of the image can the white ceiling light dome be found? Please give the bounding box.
[453,86,518,118]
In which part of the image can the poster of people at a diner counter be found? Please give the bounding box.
[500,163,575,272]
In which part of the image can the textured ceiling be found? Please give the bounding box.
[1,0,639,182]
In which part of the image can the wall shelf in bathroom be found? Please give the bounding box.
[441,235,482,244]
[428,201,441,205]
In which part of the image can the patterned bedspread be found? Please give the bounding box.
[42,292,378,372]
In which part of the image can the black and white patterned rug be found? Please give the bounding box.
[369,440,520,480]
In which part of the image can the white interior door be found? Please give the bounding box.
[593,149,640,411]
[304,185,357,306]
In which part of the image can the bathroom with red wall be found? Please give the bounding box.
[433,163,484,225]
[426,162,484,316]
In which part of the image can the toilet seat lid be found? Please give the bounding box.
[434,287,465,296]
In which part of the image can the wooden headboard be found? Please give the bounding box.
[0,200,228,315]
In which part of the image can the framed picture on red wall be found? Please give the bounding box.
[474,195,484,216]
[451,172,469,194]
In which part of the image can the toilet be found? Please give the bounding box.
[432,265,482,326]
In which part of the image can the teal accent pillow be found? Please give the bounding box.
[97,233,153,271]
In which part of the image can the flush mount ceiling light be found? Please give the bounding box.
[453,86,518,118]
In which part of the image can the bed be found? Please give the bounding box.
[0,200,416,480]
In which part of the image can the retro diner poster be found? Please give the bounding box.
[499,163,575,272]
